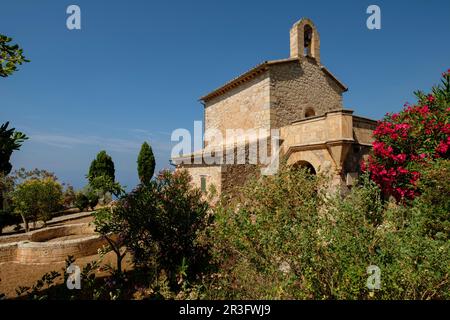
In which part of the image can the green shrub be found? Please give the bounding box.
[206,164,324,299]
[374,205,450,299]
[413,159,450,239]
[205,164,449,299]
[74,193,89,212]
[86,190,99,209]
[109,169,210,288]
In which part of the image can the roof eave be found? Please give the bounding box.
[199,57,348,103]
[320,66,348,92]
[199,62,270,103]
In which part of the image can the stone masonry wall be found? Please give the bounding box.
[204,72,271,147]
[179,165,223,195]
[353,116,377,145]
[269,59,344,128]
[343,144,372,176]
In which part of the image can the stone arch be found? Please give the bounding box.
[292,160,316,175]
[290,18,321,63]
[286,149,333,176]
[303,24,313,56]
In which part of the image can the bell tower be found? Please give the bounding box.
[289,18,321,63]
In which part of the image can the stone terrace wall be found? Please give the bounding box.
[353,116,377,145]
[16,235,106,264]
[0,223,108,264]
[30,223,95,242]
[0,243,18,263]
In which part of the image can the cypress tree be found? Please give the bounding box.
[137,142,155,185]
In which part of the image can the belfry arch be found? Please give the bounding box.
[289,18,321,63]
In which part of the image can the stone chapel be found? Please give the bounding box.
[173,17,377,196]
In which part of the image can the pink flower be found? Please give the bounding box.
[421,105,429,114]
[397,167,409,175]
[436,141,449,154]
[395,153,407,163]
[360,160,367,172]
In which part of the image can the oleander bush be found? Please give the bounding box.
[364,70,450,201]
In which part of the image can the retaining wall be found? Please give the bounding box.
[0,223,108,264]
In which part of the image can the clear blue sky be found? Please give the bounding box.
[1,0,449,190]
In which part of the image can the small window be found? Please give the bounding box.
[305,107,316,118]
[200,176,207,193]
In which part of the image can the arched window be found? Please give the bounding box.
[305,107,316,118]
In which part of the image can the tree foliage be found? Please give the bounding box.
[74,192,89,212]
[88,151,115,183]
[137,142,155,185]
[0,34,29,77]
[93,207,128,275]
[12,172,63,232]
[0,121,28,176]
[87,151,122,197]
[62,185,76,209]
[95,169,210,288]
[0,121,28,233]
[74,186,99,212]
